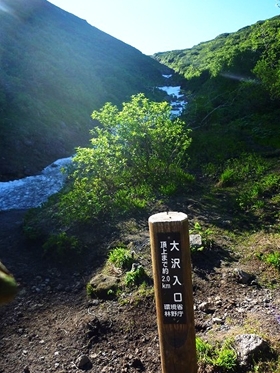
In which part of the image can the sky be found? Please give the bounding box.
[47,0,280,55]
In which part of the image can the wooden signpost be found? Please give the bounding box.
[148,211,197,373]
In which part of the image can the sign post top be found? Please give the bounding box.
[148,211,188,224]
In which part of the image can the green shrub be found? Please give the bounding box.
[190,222,213,251]
[42,232,81,258]
[196,337,237,372]
[108,247,134,271]
[237,171,280,211]
[125,265,148,287]
[58,94,192,223]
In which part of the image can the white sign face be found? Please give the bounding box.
[158,232,186,324]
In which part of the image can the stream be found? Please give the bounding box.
[0,157,72,211]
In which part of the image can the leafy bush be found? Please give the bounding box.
[125,265,148,287]
[265,252,280,270]
[58,93,192,223]
[108,247,134,271]
[42,232,81,259]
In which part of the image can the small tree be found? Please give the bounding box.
[60,93,192,222]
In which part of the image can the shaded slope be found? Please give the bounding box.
[0,0,169,179]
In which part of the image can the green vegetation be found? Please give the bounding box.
[86,246,151,300]
[196,337,237,372]
[125,265,148,287]
[258,251,280,271]
[154,16,280,100]
[108,247,134,271]
[42,232,81,259]
[154,16,280,174]
[58,93,192,223]
[190,222,213,251]
[214,153,280,212]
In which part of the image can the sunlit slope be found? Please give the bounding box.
[153,16,280,83]
[153,15,280,165]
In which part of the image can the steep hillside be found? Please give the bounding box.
[154,16,280,169]
[153,15,280,84]
[0,0,169,180]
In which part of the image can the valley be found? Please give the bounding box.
[0,1,279,372]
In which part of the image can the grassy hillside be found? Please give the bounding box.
[0,0,170,180]
[153,15,280,171]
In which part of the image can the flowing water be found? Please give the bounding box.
[0,157,72,211]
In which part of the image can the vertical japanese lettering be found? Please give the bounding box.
[157,232,186,324]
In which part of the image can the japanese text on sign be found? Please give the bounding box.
[157,232,186,324]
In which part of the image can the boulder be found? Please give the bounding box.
[190,234,202,248]
[234,334,270,367]
[88,273,120,299]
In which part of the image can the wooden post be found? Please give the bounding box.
[148,211,197,373]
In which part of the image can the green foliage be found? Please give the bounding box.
[237,170,280,211]
[218,153,267,187]
[190,222,213,252]
[196,337,213,364]
[42,232,81,259]
[214,344,238,371]
[265,251,280,270]
[258,251,280,271]
[251,18,280,99]
[196,337,237,372]
[108,247,134,271]
[154,16,280,100]
[86,282,95,298]
[125,265,148,287]
[59,94,192,223]
[215,153,280,212]
[155,17,280,178]
[154,23,259,80]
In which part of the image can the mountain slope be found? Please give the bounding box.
[153,15,280,83]
[153,15,280,167]
[0,0,169,180]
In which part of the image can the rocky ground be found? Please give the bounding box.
[0,192,279,372]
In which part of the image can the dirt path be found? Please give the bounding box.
[0,206,279,372]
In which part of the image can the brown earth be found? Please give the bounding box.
[0,193,279,372]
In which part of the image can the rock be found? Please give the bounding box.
[198,301,213,313]
[190,234,202,248]
[88,273,120,299]
[131,358,144,370]
[234,334,270,366]
[212,317,223,324]
[234,268,255,285]
[76,354,92,370]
